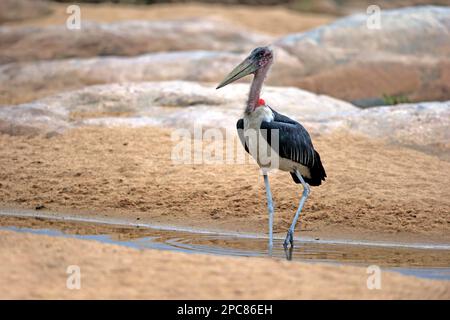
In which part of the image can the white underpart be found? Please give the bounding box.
[243,105,274,130]
[243,105,311,178]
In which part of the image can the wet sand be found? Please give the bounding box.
[0,127,449,244]
[0,229,448,299]
[1,215,449,271]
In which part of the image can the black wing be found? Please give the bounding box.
[236,109,326,186]
[264,108,316,168]
[263,109,326,186]
[236,110,303,155]
[236,118,248,153]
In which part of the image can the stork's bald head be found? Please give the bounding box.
[216,46,273,89]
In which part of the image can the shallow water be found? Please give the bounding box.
[1,213,449,281]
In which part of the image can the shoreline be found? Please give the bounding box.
[0,229,448,299]
[1,126,449,244]
[1,205,449,248]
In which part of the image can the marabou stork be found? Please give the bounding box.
[216,46,326,249]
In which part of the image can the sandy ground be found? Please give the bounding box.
[2,2,448,301]
[0,229,448,299]
[4,2,334,36]
[1,127,449,244]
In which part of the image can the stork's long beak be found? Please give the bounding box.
[216,56,259,89]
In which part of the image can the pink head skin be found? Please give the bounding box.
[216,47,273,113]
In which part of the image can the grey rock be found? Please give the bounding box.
[1,80,448,157]
[0,81,356,136]
[0,18,272,64]
[0,0,51,23]
[0,51,244,104]
[2,7,449,105]
[346,101,450,153]
[275,6,450,102]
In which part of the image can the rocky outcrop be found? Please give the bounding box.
[1,7,448,106]
[345,101,450,157]
[1,81,448,160]
[275,6,450,105]
[0,19,271,64]
[0,81,356,136]
[289,0,450,15]
[0,0,51,23]
[0,51,245,105]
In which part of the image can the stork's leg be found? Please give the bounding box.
[284,246,293,261]
[284,170,310,248]
[263,172,274,251]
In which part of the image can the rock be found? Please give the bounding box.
[1,80,447,158]
[0,81,356,136]
[0,0,51,23]
[289,0,450,16]
[1,7,448,105]
[0,48,307,105]
[275,6,450,104]
[345,101,450,158]
[0,18,272,64]
[0,101,72,137]
[0,51,244,105]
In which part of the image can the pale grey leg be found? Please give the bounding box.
[283,170,310,248]
[263,172,274,250]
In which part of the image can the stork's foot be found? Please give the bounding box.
[283,229,294,248]
[284,246,293,261]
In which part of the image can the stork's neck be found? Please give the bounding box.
[245,64,270,114]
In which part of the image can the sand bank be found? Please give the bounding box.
[0,230,448,299]
[0,127,449,243]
